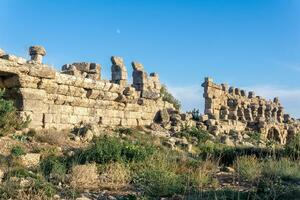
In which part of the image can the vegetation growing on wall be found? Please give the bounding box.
[160,85,181,110]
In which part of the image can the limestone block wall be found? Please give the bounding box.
[202,77,300,144]
[0,46,174,130]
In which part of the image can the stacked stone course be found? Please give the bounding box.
[0,46,174,130]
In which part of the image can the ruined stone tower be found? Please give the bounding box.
[201,77,299,144]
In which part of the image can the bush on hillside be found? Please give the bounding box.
[190,108,200,121]
[160,85,181,110]
[234,156,262,182]
[75,136,156,165]
[10,146,26,157]
[134,167,185,198]
[40,155,67,183]
[285,132,300,159]
[262,158,300,182]
[177,127,211,144]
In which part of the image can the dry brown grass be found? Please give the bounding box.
[70,163,100,191]
[35,128,70,146]
[190,160,219,188]
[98,162,131,190]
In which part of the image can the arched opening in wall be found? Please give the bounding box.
[0,71,22,109]
[267,127,281,143]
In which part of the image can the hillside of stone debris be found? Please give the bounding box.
[0,126,299,200]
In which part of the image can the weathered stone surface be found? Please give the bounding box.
[202,77,297,144]
[29,46,46,63]
[29,66,56,79]
[111,56,127,86]
[20,153,41,168]
[156,109,170,124]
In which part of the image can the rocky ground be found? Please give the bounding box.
[0,123,299,200]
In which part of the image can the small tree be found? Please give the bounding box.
[160,85,181,110]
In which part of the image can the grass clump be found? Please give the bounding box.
[285,132,300,159]
[10,146,26,157]
[178,127,212,144]
[189,160,219,189]
[132,152,187,198]
[70,163,99,191]
[234,156,262,182]
[75,136,156,164]
[262,158,300,182]
[98,162,131,190]
[40,155,67,183]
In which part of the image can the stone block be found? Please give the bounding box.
[38,79,58,93]
[29,66,56,79]
[86,89,100,99]
[57,85,69,95]
[74,107,89,116]
[19,88,46,100]
[199,114,209,122]
[22,99,48,113]
[20,153,41,168]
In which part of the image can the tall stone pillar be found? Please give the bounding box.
[29,46,46,64]
[250,104,259,120]
[277,107,284,123]
[111,56,127,86]
[272,107,279,122]
[245,106,253,121]
[132,62,148,91]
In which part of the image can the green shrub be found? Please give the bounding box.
[234,156,262,182]
[5,166,38,180]
[134,168,185,198]
[178,127,211,144]
[40,155,67,181]
[246,131,262,145]
[262,158,300,182]
[188,160,219,189]
[285,132,300,159]
[75,136,156,165]
[121,141,156,162]
[132,152,187,198]
[10,146,25,157]
[77,136,122,164]
[190,109,200,121]
[256,177,300,200]
[160,85,181,110]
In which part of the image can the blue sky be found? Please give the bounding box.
[1,0,300,117]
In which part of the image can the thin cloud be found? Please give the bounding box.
[291,65,300,73]
[274,61,300,73]
[167,85,204,112]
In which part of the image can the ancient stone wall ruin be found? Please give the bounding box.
[0,46,174,130]
[0,46,299,144]
[201,77,300,144]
